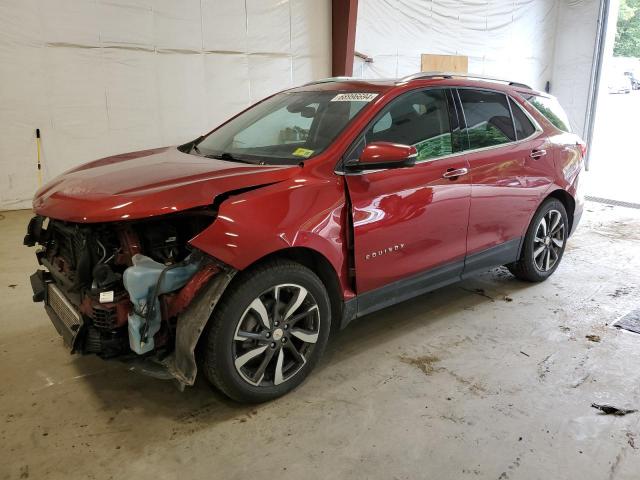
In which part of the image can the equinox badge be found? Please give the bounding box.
[365,244,405,260]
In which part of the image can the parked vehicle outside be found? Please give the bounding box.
[25,73,585,402]
[624,71,640,90]
[608,73,633,94]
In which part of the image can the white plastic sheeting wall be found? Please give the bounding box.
[550,0,603,138]
[353,0,559,89]
[0,0,331,210]
[353,0,603,140]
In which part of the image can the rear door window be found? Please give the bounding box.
[523,94,571,132]
[509,98,537,140]
[458,89,516,149]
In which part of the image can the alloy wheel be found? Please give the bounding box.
[232,284,320,387]
[532,209,565,272]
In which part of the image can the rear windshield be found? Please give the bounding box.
[191,91,374,165]
[523,94,571,133]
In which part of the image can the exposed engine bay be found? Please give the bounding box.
[24,209,221,364]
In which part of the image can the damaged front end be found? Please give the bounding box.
[24,209,236,387]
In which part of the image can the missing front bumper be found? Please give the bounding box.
[30,263,237,388]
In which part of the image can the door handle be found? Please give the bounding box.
[442,167,468,179]
[530,149,547,159]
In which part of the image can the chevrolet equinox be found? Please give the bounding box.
[25,73,585,402]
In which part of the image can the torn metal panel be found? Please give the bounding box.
[164,268,237,386]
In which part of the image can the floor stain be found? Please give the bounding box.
[609,287,633,298]
[460,287,495,302]
[399,355,441,375]
[627,432,637,450]
[537,354,554,381]
[595,219,640,242]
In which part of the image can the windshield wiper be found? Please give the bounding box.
[206,152,257,165]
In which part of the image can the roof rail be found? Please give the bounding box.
[303,76,355,86]
[399,72,533,90]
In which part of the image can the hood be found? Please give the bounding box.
[33,147,298,223]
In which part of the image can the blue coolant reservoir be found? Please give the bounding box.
[123,254,200,355]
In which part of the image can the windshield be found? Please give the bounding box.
[192,91,374,165]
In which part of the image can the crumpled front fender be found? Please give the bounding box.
[162,268,237,386]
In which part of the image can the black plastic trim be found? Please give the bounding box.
[462,237,522,279]
[340,236,524,328]
[354,259,464,321]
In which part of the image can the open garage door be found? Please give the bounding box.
[586,0,640,204]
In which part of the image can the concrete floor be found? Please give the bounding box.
[1,203,640,480]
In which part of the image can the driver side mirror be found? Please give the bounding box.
[344,141,417,172]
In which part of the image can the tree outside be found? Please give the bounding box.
[615,0,640,57]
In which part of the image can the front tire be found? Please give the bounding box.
[507,198,568,282]
[203,260,331,403]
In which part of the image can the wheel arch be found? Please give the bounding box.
[239,247,345,336]
[545,189,576,233]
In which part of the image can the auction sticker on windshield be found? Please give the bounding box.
[292,147,314,158]
[331,93,378,102]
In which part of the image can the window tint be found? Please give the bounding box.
[458,89,515,149]
[523,94,571,132]
[509,98,536,139]
[364,89,453,162]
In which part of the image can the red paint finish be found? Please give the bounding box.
[33,147,298,223]
[32,76,584,305]
[189,164,353,297]
[332,0,359,76]
[166,263,220,319]
[346,156,471,292]
[116,226,142,266]
[359,142,417,164]
[464,134,552,256]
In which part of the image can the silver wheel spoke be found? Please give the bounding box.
[545,249,551,270]
[290,328,319,344]
[533,209,565,272]
[549,211,560,233]
[249,297,270,329]
[273,348,285,385]
[234,283,320,388]
[284,286,308,320]
[551,223,564,236]
[534,245,546,258]
[235,345,268,370]
[273,285,281,318]
[539,217,547,236]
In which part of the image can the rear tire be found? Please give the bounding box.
[507,198,568,282]
[202,260,331,403]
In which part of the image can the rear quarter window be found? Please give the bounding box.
[523,94,571,133]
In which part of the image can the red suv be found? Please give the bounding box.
[26,73,585,402]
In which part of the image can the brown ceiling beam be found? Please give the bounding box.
[332,0,359,77]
